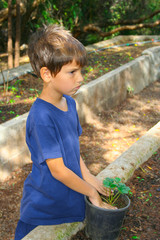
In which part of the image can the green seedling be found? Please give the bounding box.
[2,116,6,121]
[132,236,140,239]
[7,111,15,114]
[102,177,131,206]
[153,151,157,155]
[9,86,19,93]
[9,99,16,104]
[137,176,144,182]
[127,86,134,95]
[85,66,93,72]
[13,79,24,86]
[121,227,127,230]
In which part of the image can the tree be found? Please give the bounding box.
[1,0,160,52]
[80,11,160,38]
[14,0,21,67]
[7,0,13,69]
[72,1,160,40]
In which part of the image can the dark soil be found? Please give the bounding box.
[0,41,160,240]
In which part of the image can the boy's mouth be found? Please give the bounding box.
[75,86,81,89]
[71,85,82,94]
[73,85,81,91]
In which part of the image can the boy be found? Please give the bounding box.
[15,24,114,240]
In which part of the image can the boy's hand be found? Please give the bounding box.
[80,157,116,209]
[85,173,110,196]
[80,157,111,196]
[101,201,117,210]
[91,176,108,196]
[89,189,117,210]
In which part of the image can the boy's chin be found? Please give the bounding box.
[66,89,79,96]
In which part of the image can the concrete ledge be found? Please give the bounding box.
[22,121,160,240]
[86,35,160,51]
[0,113,30,180]
[0,45,160,181]
[23,222,84,240]
[0,63,33,85]
[97,121,160,182]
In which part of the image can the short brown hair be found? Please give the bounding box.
[28,25,87,78]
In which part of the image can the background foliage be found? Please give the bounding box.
[0,0,160,52]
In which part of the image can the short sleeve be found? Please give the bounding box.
[32,123,62,164]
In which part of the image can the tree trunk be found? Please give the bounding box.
[14,0,21,67]
[81,19,160,38]
[7,0,13,69]
[21,0,46,43]
[100,20,160,37]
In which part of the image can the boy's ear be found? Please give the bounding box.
[40,67,52,82]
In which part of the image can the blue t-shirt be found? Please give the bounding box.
[20,95,85,225]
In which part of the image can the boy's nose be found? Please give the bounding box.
[78,72,83,84]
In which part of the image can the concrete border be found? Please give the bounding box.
[23,222,84,240]
[22,121,160,240]
[0,63,33,84]
[0,45,160,181]
[86,35,160,51]
[0,113,31,180]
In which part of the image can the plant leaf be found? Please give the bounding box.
[115,177,121,183]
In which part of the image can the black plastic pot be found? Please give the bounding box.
[85,194,130,240]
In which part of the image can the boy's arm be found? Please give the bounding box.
[46,157,114,209]
[80,156,107,196]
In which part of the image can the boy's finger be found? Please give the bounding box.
[102,202,117,210]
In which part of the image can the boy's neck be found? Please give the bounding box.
[39,82,61,102]
[39,88,68,111]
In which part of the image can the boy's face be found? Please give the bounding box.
[50,60,84,96]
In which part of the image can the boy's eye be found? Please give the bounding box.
[70,70,76,74]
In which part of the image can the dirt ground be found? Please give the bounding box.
[0,41,160,240]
